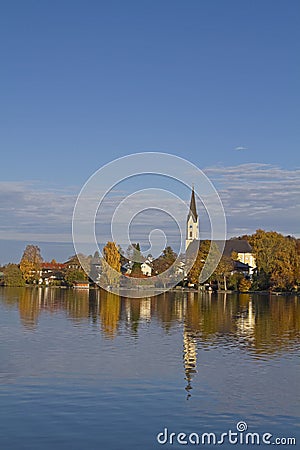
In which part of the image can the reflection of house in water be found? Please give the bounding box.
[235,298,255,346]
[139,298,151,321]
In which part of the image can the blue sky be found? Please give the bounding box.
[0,0,299,263]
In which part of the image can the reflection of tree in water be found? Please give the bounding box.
[99,291,121,338]
[2,287,299,360]
[253,295,300,355]
[64,288,90,321]
[19,288,41,329]
[88,289,100,324]
[182,293,300,356]
[181,292,300,398]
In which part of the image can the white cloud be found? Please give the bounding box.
[234,146,247,151]
[0,163,299,251]
[0,182,75,242]
[204,164,300,237]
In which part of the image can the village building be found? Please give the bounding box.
[38,262,65,285]
[185,187,256,278]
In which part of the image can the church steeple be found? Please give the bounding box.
[186,186,199,250]
[188,186,198,221]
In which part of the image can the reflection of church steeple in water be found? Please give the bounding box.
[183,325,197,399]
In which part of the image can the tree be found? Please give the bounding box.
[239,278,252,292]
[270,236,299,290]
[89,251,102,283]
[214,255,234,291]
[64,268,87,286]
[21,244,43,265]
[130,243,143,277]
[4,264,25,286]
[20,244,43,283]
[231,251,239,261]
[118,246,127,267]
[152,246,177,275]
[102,241,121,286]
[228,272,244,291]
[93,251,100,259]
[19,259,36,283]
[249,230,299,290]
[188,240,220,285]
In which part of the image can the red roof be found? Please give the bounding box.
[41,262,66,270]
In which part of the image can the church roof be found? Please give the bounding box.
[188,187,198,221]
[186,238,253,256]
[222,238,252,256]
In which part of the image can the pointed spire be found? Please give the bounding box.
[189,186,198,221]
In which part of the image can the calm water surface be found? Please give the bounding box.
[0,288,299,449]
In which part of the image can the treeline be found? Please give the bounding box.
[188,230,300,292]
[0,245,91,287]
[246,230,300,291]
[1,230,299,292]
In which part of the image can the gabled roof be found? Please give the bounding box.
[186,238,253,257]
[223,238,252,256]
[188,187,198,221]
[41,262,65,270]
[234,260,252,270]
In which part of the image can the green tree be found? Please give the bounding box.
[64,268,87,286]
[4,264,25,287]
[228,272,244,291]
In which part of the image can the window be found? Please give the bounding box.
[190,231,192,238]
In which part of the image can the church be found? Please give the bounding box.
[185,186,199,251]
[185,187,256,275]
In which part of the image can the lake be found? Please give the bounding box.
[0,287,299,449]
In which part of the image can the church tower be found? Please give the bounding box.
[186,187,199,250]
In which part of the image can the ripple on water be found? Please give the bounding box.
[0,289,299,449]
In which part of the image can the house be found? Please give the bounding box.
[121,258,153,277]
[64,256,82,270]
[233,260,253,277]
[221,238,256,275]
[39,262,65,285]
[73,280,89,289]
[141,261,152,276]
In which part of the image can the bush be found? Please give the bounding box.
[239,278,252,292]
[4,264,25,287]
